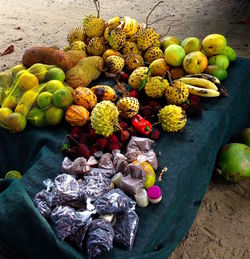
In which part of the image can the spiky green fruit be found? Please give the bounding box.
[144,47,164,64]
[87,37,106,56]
[90,100,120,137]
[137,28,159,50]
[83,15,105,38]
[125,54,144,71]
[165,81,189,105]
[145,76,168,98]
[105,55,125,74]
[67,27,85,44]
[128,66,149,89]
[70,41,86,51]
[158,105,187,132]
[121,41,141,55]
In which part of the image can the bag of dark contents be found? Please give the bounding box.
[88,167,115,179]
[98,153,114,170]
[62,156,98,175]
[113,210,139,250]
[120,164,146,195]
[93,189,136,214]
[113,150,128,174]
[126,136,154,153]
[50,174,81,207]
[33,178,53,218]
[86,219,114,258]
[50,205,92,241]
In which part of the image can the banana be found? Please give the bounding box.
[119,16,139,36]
[183,83,220,97]
[184,73,221,84]
[108,16,121,29]
[126,23,139,37]
[178,77,218,90]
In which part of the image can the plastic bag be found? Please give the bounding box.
[50,174,80,206]
[88,167,116,179]
[98,153,114,170]
[126,136,154,152]
[62,156,98,175]
[93,189,136,214]
[120,164,145,195]
[113,210,139,250]
[33,179,53,218]
[86,219,114,258]
[113,150,128,174]
[79,174,111,202]
[50,205,92,241]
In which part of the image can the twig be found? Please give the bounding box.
[93,0,100,18]
[147,14,174,26]
[146,1,164,28]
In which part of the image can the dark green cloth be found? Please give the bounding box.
[0,57,249,259]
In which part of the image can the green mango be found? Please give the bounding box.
[217,143,250,182]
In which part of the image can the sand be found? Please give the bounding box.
[0,0,250,258]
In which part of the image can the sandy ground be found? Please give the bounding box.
[0,0,250,258]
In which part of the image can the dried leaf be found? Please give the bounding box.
[0,45,14,57]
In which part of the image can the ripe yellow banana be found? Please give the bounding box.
[108,16,121,28]
[184,83,220,97]
[178,77,218,90]
[119,16,139,36]
[184,73,221,84]
[126,23,139,37]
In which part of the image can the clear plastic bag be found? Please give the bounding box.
[50,205,92,241]
[98,153,114,170]
[113,210,139,250]
[93,189,136,214]
[113,150,128,174]
[88,168,116,179]
[86,219,114,258]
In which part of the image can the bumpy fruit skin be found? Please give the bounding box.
[128,66,149,89]
[137,28,159,50]
[105,55,125,74]
[108,28,126,50]
[73,87,97,110]
[83,15,105,38]
[145,77,169,98]
[165,81,189,104]
[90,100,120,137]
[117,97,139,118]
[144,47,164,64]
[87,37,106,56]
[67,27,85,44]
[125,54,144,71]
[121,41,141,55]
[158,105,187,132]
[91,85,117,102]
[102,49,122,61]
[65,105,89,126]
[69,41,86,51]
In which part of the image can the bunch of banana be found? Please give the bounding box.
[118,16,139,37]
[175,74,221,97]
[107,16,121,29]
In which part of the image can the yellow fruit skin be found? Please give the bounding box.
[117,97,139,118]
[87,37,106,56]
[91,85,117,102]
[67,27,84,44]
[108,28,126,50]
[158,105,187,132]
[83,15,105,38]
[165,81,189,105]
[144,47,164,64]
[137,28,158,50]
[17,72,39,91]
[125,54,144,71]
[73,87,97,110]
[102,49,121,61]
[149,58,170,77]
[66,50,87,66]
[69,41,86,51]
[105,55,124,74]
[133,161,155,189]
[128,67,148,89]
[121,41,141,55]
[65,105,89,126]
[145,77,169,98]
[66,56,104,88]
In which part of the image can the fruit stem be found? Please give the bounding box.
[152,121,161,126]
[166,71,174,87]
[93,0,100,18]
[145,1,164,28]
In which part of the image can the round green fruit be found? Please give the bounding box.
[205,65,228,81]
[45,80,64,93]
[202,34,227,56]
[27,107,46,127]
[46,67,65,82]
[10,64,26,77]
[208,54,229,69]
[220,46,236,62]
[45,106,64,125]
[37,92,53,109]
[217,143,250,182]
[28,63,48,82]
[5,170,22,180]
[181,37,201,54]
[0,107,13,123]
[161,36,180,51]
[6,112,26,132]
[164,44,186,67]
[53,88,73,109]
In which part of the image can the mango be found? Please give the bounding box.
[17,72,39,91]
[161,36,180,51]
[149,58,170,76]
[6,112,27,132]
[0,108,13,123]
[217,143,250,182]
[202,34,227,56]
[220,46,236,62]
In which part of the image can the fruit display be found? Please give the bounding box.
[0,0,242,257]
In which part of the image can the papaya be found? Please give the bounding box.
[216,143,250,182]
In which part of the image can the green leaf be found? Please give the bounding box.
[138,68,151,92]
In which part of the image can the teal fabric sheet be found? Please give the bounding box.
[0,57,249,258]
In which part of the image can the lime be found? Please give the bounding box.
[45,106,64,125]
[6,112,26,132]
[37,92,53,109]
[5,170,22,179]
[46,67,65,82]
[46,80,64,93]
[28,63,48,82]
[0,107,13,123]
[53,88,73,109]
[27,107,46,127]
[205,65,228,81]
